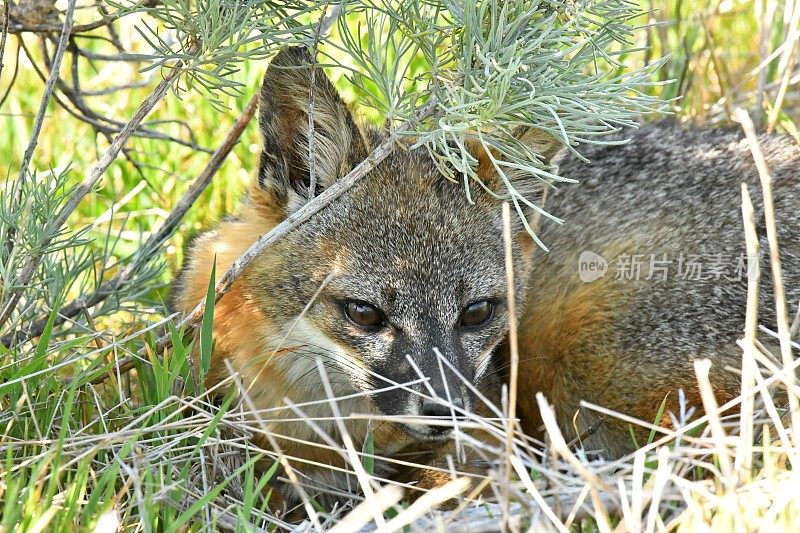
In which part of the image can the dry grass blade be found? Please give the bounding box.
[536,393,614,532]
[734,108,799,445]
[327,485,403,533]
[501,201,519,531]
[693,359,734,483]
[315,360,387,530]
[225,359,325,530]
[381,477,471,532]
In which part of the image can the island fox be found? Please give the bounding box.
[172,46,800,506]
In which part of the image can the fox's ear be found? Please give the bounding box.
[468,127,563,257]
[470,126,563,194]
[469,125,563,224]
[510,126,564,167]
[257,47,369,213]
[509,127,564,257]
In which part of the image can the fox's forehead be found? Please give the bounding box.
[340,149,504,231]
[306,149,510,311]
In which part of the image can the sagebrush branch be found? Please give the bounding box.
[0,58,185,331]
[5,0,76,260]
[1,92,260,348]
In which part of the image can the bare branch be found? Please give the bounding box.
[0,38,21,110]
[17,37,210,152]
[0,0,9,79]
[15,0,76,190]
[7,7,123,34]
[0,57,186,330]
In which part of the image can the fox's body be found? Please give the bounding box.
[173,48,800,507]
[516,124,800,454]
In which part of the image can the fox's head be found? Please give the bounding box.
[247,47,562,442]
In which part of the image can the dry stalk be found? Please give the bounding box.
[755,0,778,127]
[501,201,519,531]
[735,108,799,445]
[7,8,124,34]
[766,0,800,132]
[736,183,761,474]
[791,301,800,339]
[509,455,568,532]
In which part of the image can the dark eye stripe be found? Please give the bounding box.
[460,300,493,328]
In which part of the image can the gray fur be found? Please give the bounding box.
[526,121,799,456]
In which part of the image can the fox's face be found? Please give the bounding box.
[246,48,561,442]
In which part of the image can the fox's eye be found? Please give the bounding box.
[344,301,385,329]
[460,300,493,328]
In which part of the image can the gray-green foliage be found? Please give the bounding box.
[0,0,661,336]
[327,0,666,243]
[120,0,664,224]
[120,0,324,107]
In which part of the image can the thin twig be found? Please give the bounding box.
[735,108,800,446]
[0,58,186,330]
[0,38,20,110]
[7,8,124,34]
[1,91,259,348]
[41,44,210,152]
[0,0,9,79]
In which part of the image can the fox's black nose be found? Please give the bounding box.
[421,398,465,433]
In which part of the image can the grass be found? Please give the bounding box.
[1,0,799,531]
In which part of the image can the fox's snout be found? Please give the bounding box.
[367,347,477,439]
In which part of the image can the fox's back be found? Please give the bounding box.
[516,122,800,455]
